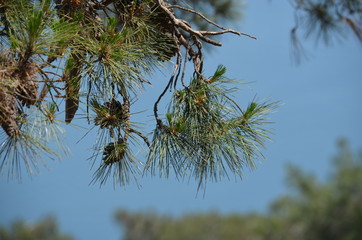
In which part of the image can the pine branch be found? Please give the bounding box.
[170,4,256,39]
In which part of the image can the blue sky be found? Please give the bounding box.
[1,2,361,240]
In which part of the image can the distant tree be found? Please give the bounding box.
[115,209,270,240]
[0,0,275,188]
[115,139,362,240]
[270,139,362,240]
[0,216,74,240]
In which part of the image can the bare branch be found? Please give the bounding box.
[170,4,256,40]
[153,51,181,125]
[157,0,222,46]
[169,4,227,30]
[199,30,257,39]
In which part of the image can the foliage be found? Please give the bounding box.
[116,140,362,240]
[0,0,274,188]
[0,216,74,240]
[146,65,277,188]
[288,0,362,62]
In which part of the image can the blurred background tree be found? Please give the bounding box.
[115,139,362,240]
[0,216,74,240]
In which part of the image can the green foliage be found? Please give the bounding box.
[0,0,274,188]
[117,140,362,240]
[270,139,362,240]
[146,66,277,187]
[0,216,74,240]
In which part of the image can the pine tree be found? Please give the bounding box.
[0,0,276,188]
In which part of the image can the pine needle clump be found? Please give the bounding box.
[92,98,125,129]
[147,66,277,188]
[0,0,277,189]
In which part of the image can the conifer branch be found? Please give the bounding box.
[0,0,276,189]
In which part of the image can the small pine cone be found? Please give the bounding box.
[0,88,21,137]
[102,140,126,165]
[0,53,22,137]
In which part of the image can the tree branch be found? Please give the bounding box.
[157,0,223,46]
[170,4,256,40]
[130,128,153,152]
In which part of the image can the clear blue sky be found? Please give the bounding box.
[1,2,361,240]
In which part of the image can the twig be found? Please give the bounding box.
[153,51,181,125]
[41,71,63,78]
[122,96,131,142]
[100,0,118,8]
[169,4,227,30]
[170,3,256,40]
[161,1,257,46]
[130,128,153,151]
[37,67,52,102]
[157,0,222,46]
[340,16,362,42]
[173,47,183,90]
[200,30,257,39]
[180,38,190,88]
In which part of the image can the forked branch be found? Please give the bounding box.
[153,0,256,124]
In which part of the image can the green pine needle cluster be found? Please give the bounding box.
[146,66,278,188]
